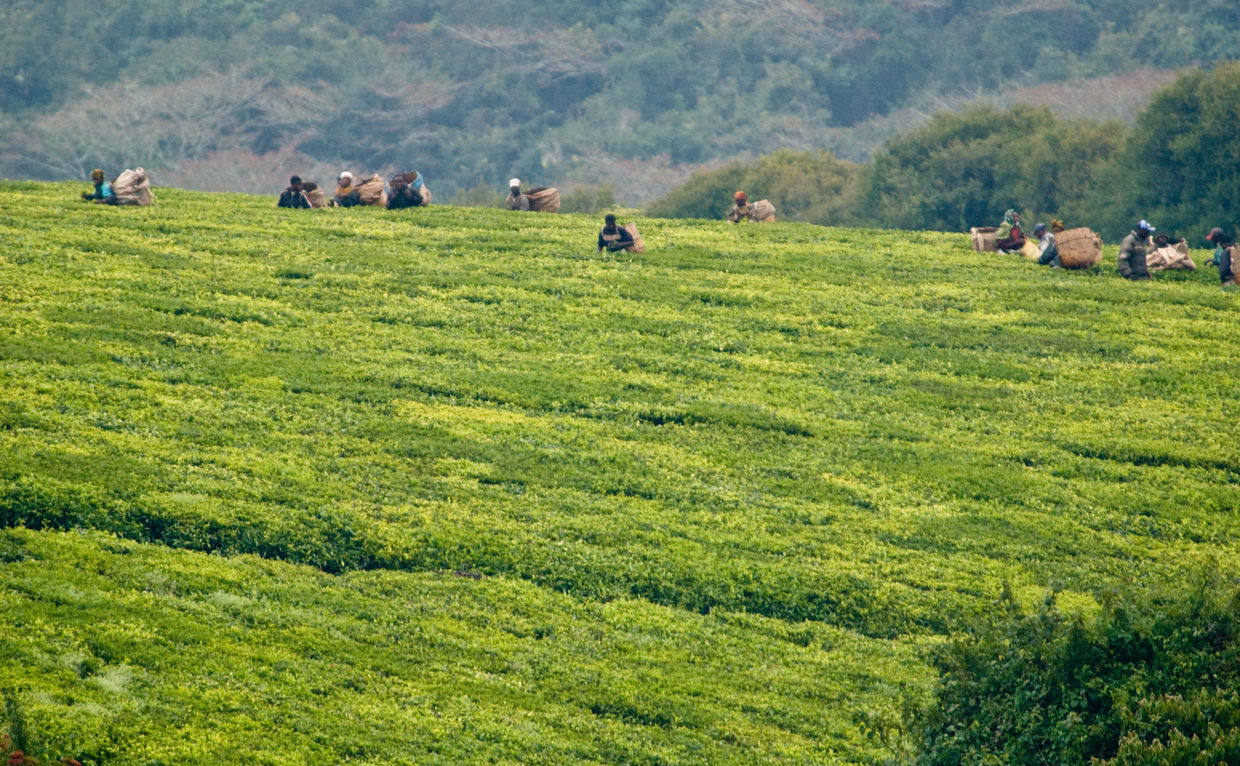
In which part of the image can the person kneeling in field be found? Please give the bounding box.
[1033,223,1060,266]
[333,171,358,206]
[278,176,312,209]
[1205,227,1236,285]
[598,214,636,253]
[387,171,427,209]
[994,209,1026,254]
[1117,220,1156,280]
[81,169,116,204]
[1146,233,1195,271]
[726,191,776,223]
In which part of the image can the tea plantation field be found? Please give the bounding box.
[1,182,1237,764]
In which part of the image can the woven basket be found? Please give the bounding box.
[527,187,560,213]
[969,226,998,252]
[1056,227,1103,269]
[624,222,645,253]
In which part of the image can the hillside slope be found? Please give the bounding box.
[4,1,1238,197]
[1,184,1238,763]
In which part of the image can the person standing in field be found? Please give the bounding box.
[1032,223,1059,266]
[278,176,312,209]
[81,169,115,204]
[1117,220,1156,280]
[505,178,531,211]
[1205,227,1236,285]
[598,213,636,253]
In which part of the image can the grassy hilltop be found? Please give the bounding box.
[1,183,1238,764]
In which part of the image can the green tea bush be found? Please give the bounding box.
[912,577,1240,765]
[1,182,1239,763]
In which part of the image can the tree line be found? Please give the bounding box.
[650,63,1240,240]
[1,0,1238,203]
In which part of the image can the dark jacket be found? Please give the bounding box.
[1208,238,1236,284]
[505,191,531,211]
[598,225,635,252]
[1117,230,1152,279]
[387,186,425,210]
[278,187,311,209]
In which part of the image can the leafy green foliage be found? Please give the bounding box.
[2,1,1238,199]
[1,182,1239,763]
[859,105,1125,232]
[654,65,1240,240]
[1,527,919,765]
[912,577,1240,766]
[646,150,861,225]
[1088,61,1240,237]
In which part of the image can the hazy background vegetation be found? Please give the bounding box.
[2,0,1238,223]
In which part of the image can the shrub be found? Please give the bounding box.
[911,576,1240,765]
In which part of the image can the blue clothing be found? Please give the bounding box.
[90,181,115,202]
[1208,243,1235,283]
[1036,232,1060,266]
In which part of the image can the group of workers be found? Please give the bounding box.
[78,166,1240,284]
[274,171,642,254]
[128,163,1240,283]
[277,171,428,210]
[993,209,1236,286]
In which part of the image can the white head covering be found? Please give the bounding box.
[1138,219,1156,232]
[508,178,521,188]
[338,171,353,183]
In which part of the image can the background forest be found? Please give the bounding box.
[2,0,1239,229]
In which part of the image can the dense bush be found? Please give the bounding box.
[857,104,1126,232]
[912,578,1240,765]
[1087,61,1240,238]
[656,62,1240,239]
[646,149,861,225]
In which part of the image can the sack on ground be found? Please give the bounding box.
[1019,239,1041,261]
[970,226,998,252]
[303,184,328,208]
[1055,227,1103,269]
[356,174,387,206]
[527,187,560,213]
[624,222,645,253]
[751,199,776,222]
[1148,242,1196,270]
[113,168,154,206]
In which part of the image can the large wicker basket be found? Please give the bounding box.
[624,222,645,253]
[969,227,998,252]
[1056,227,1103,269]
[527,187,560,213]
